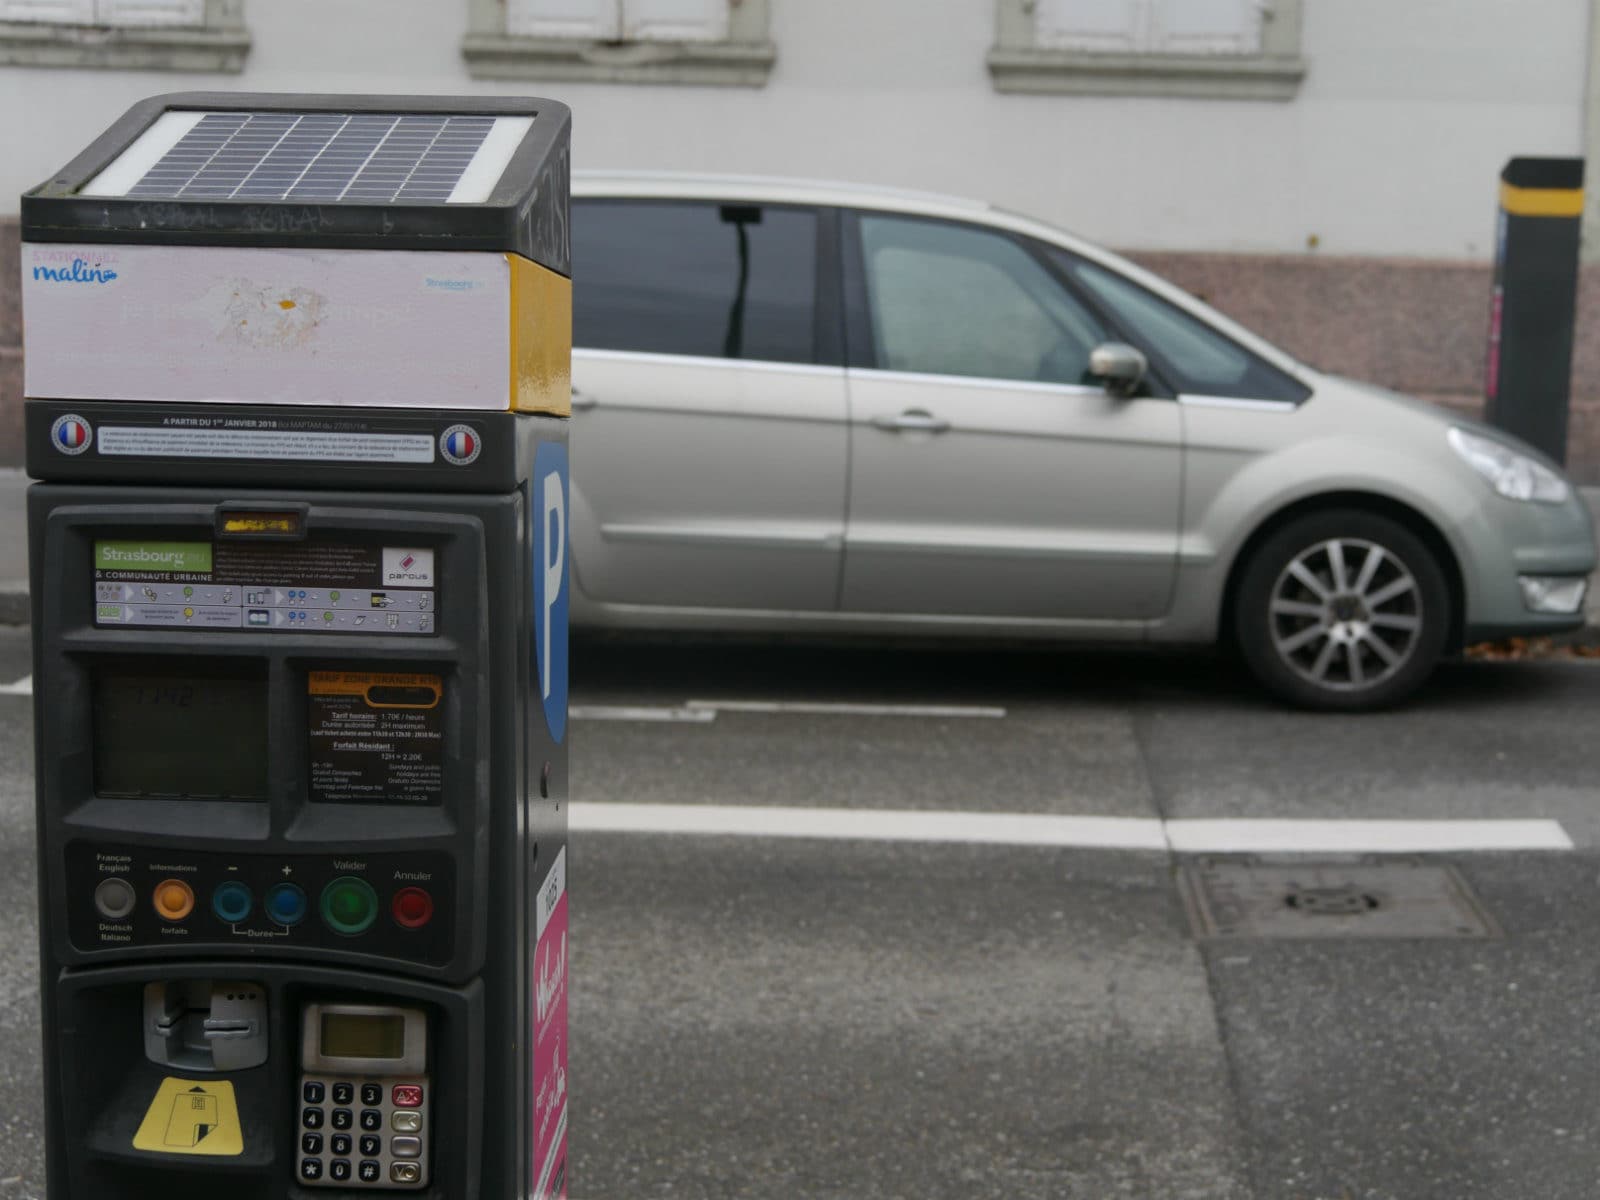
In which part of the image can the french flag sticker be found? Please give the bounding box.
[440,424,482,466]
[50,414,92,456]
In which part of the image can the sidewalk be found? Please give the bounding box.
[1,466,1597,636]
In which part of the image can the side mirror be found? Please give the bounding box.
[1087,342,1148,398]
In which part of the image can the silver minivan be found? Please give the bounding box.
[567,173,1596,710]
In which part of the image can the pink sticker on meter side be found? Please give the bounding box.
[532,854,568,1200]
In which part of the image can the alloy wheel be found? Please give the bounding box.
[1267,538,1423,693]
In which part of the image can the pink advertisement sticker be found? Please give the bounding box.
[532,849,568,1200]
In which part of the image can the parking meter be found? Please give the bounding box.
[20,93,571,1200]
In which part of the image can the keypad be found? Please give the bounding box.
[298,1074,429,1189]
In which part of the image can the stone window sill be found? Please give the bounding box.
[461,33,774,87]
[987,48,1306,101]
[0,20,248,72]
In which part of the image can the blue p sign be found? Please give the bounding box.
[533,442,569,743]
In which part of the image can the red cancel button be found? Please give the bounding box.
[393,1085,424,1108]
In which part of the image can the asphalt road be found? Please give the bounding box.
[2,631,1600,1197]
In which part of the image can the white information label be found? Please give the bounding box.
[98,427,435,464]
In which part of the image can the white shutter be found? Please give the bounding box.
[96,0,202,25]
[0,0,95,23]
[621,0,728,43]
[1032,0,1144,53]
[507,0,621,39]
[1152,0,1263,54]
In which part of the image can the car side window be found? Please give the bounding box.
[856,214,1106,386]
[1062,255,1310,403]
[572,199,818,364]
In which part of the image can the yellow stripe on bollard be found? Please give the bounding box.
[1499,181,1585,217]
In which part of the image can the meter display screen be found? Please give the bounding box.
[92,664,268,800]
[321,1012,405,1060]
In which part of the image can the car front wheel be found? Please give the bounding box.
[1234,509,1452,710]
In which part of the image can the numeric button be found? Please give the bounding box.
[360,1134,381,1157]
[301,1132,323,1156]
[331,1108,353,1131]
[330,1159,351,1182]
[303,1081,325,1104]
[302,1107,324,1130]
[361,1083,382,1106]
[331,1134,352,1157]
[332,1082,354,1105]
[360,1109,383,1131]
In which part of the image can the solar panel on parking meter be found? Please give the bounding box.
[21,93,571,1200]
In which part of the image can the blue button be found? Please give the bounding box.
[266,882,308,926]
[211,883,251,928]
[212,881,253,923]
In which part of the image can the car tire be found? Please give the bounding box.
[1233,509,1452,711]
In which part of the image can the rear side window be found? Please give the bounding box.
[572,199,818,364]
[1057,253,1311,403]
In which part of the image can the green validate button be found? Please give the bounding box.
[320,876,378,935]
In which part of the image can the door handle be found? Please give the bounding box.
[871,409,950,434]
[571,387,597,411]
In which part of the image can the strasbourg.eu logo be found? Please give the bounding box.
[440,424,482,466]
[50,414,92,456]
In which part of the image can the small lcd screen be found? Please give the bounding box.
[92,663,268,800]
[321,1013,406,1060]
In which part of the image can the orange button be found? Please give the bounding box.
[153,878,195,921]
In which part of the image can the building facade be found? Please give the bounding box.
[2,0,1598,476]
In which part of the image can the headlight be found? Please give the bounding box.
[1447,427,1571,503]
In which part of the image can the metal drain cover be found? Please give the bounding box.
[1178,859,1500,940]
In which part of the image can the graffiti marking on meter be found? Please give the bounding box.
[533,442,569,743]
[50,413,93,455]
[132,1077,243,1156]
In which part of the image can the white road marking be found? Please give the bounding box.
[685,699,1007,719]
[1166,818,1574,854]
[570,803,1164,849]
[568,803,1575,854]
[0,675,31,697]
[569,705,715,723]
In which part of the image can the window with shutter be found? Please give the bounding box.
[1153,0,1263,56]
[0,0,247,69]
[467,0,772,86]
[97,0,204,27]
[988,0,1303,100]
[1033,0,1143,54]
[508,0,620,41]
[621,0,728,44]
[0,0,94,22]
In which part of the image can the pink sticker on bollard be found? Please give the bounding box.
[532,849,568,1199]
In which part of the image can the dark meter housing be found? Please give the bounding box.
[24,94,571,1200]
